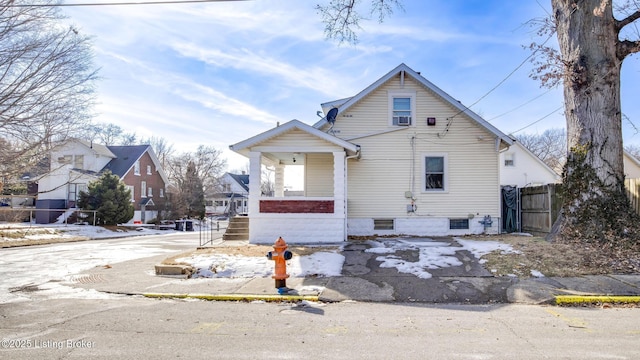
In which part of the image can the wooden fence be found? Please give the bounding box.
[518,179,640,235]
[626,178,640,217]
[519,184,562,236]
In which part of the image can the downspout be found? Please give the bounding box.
[343,146,361,241]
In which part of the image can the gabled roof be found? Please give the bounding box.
[313,63,514,146]
[227,173,250,192]
[102,145,170,185]
[75,139,116,158]
[103,145,149,178]
[229,119,360,156]
[512,142,561,180]
[624,150,640,168]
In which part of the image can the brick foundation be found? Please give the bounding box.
[259,200,334,213]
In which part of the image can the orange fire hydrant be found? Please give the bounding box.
[266,237,293,289]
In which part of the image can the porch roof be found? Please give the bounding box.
[229,119,360,158]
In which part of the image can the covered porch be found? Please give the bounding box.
[230,120,359,244]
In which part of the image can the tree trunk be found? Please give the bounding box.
[548,0,639,243]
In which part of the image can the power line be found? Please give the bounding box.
[441,32,556,136]
[486,88,555,121]
[509,105,563,134]
[6,0,249,7]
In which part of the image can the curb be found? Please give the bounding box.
[142,293,320,302]
[555,295,640,306]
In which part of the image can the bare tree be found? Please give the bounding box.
[166,145,227,196]
[626,144,640,160]
[0,1,97,184]
[516,128,567,173]
[139,135,175,169]
[84,123,138,146]
[545,0,640,242]
[316,0,403,44]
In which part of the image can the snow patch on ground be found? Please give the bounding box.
[177,251,345,279]
[362,237,517,279]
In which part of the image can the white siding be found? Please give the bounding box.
[336,75,501,221]
[500,143,560,187]
[258,128,341,150]
[624,152,640,179]
[305,153,334,197]
[39,141,113,200]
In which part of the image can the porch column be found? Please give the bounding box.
[248,151,262,216]
[274,164,285,197]
[333,151,346,217]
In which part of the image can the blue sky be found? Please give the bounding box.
[62,0,640,171]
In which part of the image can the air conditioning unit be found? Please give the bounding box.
[396,116,411,126]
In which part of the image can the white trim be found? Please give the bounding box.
[230,119,359,157]
[388,90,416,127]
[422,153,449,193]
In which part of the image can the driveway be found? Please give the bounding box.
[324,237,518,303]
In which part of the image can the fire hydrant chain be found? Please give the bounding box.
[266,237,293,290]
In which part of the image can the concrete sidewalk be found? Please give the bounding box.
[69,239,640,306]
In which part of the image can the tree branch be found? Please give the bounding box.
[617,39,640,59]
[616,9,640,32]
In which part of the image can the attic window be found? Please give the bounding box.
[388,91,415,127]
[373,219,394,230]
[134,160,140,175]
[504,153,515,167]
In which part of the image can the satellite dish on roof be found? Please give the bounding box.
[326,107,338,124]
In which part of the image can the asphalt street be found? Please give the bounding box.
[2,297,640,359]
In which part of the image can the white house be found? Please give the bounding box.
[500,142,561,187]
[230,63,514,244]
[624,150,640,179]
[207,172,250,216]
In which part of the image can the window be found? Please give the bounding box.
[159,188,164,198]
[73,155,84,169]
[148,187,153,197]
[141,181,146,198]
[393,97,411,125]
[222,184,231,192]
[424,155,447,191]
[134,161,140,175]
[373,219,395,230]
[450,218,469,230]
[58,155,72,165]
[389,91,415,126]
[504,153,515,167]
[147,165,152,175]
[127,185,135,202]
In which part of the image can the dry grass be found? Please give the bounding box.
[161,245,341,266]
[469,234,640,278]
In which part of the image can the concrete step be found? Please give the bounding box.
[222,217,249,241]
[222,233,249,241]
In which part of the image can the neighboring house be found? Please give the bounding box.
[230,63,514,244]
[36,139,168,224]
[623,150,640,179]
[207,172,249,216]
[500,142,561,187]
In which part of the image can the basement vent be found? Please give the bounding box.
[449,218,469,230]
[373,219,395,230]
